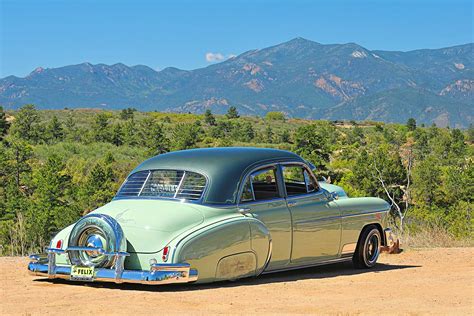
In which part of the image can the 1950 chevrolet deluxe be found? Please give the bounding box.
[29,147,396,285]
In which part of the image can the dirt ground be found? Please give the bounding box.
[1,248,473,315]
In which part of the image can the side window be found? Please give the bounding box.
[303,169,317,193]
[241,177,254,202]
[240,167,280,202]
[282,165,318,196]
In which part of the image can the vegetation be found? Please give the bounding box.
[0,105,472,255]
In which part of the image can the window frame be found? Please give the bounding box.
[280,162,321,199]
[238,161,321,204]
[238,164,284,204]
[114,168,209,203]
[281,163,320,197]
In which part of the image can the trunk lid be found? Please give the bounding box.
[91,199,205,253]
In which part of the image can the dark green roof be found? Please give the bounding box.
[131,147,304,204]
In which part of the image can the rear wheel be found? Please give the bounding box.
[353,226,381,269]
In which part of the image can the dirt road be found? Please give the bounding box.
[1,248,473,315]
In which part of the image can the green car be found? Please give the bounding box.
[28,147,396,285]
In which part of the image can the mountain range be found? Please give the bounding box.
[1,38,472,127]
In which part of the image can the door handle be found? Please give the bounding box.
[238,207,251,215]
[287,201,297,207]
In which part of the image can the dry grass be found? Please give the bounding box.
[400,226,473,249]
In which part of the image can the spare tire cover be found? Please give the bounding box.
[68,214,127,268]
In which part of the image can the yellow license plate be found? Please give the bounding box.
[70,266,95,281]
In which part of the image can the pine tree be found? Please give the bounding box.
[204,109,216,126]
[0,106,10,140]
[11,104,39,142]
[226,106,239,119]
[111,123,124,146]
[93,113,110,142]
[265,125,274,143]
[47,115,64,143]
[31,154,76,242]
[406,118,417,131]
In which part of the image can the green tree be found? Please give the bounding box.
[122,119,137,145]
[406,118,417,131]
[467,124,474,143]
[279,129,291,143]
[240,122,255,142]
[10,104,40,142]
[265,125,274,143]
[139,117,169,155]
[64,113,78,141]
[204,109,216,126]
[93,113,110,142]
[30,154,77,245]
[46,115,64,143]
[81,159,116,212]
[172,122,202,150]
[0,106,10,140]
[111,123,124,146]
[413,155,442,209]
[226,106,240,119]
[293,122,335,171]
[119,107,137,120]
[265,111,286,121]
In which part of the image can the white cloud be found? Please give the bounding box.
[205,52,236,62]
[206,52,225,62]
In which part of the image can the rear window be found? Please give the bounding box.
[116,170,206,201]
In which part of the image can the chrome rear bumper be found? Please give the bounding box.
[28,247,198,285]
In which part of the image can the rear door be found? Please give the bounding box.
[238,165,292,270]
[280,163,341,264]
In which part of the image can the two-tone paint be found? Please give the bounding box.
[29,147,392,285]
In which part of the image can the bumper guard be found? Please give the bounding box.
[28,246,198,285]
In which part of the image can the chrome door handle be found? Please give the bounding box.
[238,207,251,215]
[287,201,297,207]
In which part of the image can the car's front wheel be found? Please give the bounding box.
[353,226,381,269]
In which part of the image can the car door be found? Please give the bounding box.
[281,163,341,265]
[238,165,292,271]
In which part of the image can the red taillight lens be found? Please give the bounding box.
[162,246,170,262]
[56,239,63,249]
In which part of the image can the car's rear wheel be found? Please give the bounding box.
[353,225,381,269]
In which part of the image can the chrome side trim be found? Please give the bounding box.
[263,257,352,274]
[259,239,273,275]
[341,209,389,219]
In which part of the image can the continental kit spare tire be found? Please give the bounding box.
[68,213,127,268]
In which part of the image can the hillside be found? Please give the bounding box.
[1,38,472,127]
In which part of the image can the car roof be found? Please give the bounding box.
[130,147,305,204]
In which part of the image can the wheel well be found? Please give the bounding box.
[361,223,385,246]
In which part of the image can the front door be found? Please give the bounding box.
[238,166,292,270]
[280,164,341,264]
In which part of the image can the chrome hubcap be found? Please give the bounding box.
[77,227,107,266]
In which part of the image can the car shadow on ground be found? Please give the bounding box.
[34,261,420,292]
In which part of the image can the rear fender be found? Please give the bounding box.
[173,217,271,283]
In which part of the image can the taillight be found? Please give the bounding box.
[56,239,63,249]
[162,246,170,262]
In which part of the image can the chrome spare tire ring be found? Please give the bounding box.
[68,214,127,268]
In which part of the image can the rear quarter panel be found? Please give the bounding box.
[336,197,390,254]
[172,216,271,283]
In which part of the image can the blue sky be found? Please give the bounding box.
[1,0,472,77]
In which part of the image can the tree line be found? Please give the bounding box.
[0,104,472,255]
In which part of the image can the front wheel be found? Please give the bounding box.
[353,226,381,269]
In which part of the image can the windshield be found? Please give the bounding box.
[116,170,207,201]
